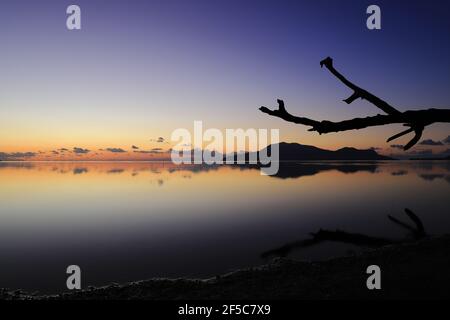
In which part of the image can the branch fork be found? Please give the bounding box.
[260,57,450,150]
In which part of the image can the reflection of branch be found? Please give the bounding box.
[261,209,427,259]
[260,57,450,150]
[388,208,426,239]
[261,230,391,259]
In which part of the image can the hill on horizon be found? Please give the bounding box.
[226,142,393,162]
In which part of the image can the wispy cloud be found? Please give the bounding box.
[419,139,443,146]
[150,137,167,143]
[73,147,90,154]
[105,148,126,153]
[133,147,167,154]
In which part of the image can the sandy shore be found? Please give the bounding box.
[2,234,450,300]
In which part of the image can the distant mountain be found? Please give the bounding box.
[227,142,392,161]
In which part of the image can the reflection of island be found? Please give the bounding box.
[411,154,450,160]
[391,170,408,176]
[73,167,88,175]
[240,162,379,179]
[0,162,35,169]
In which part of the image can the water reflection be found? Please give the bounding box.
[242,162,379,179]
[1,160,449,181]
[0,160,449,293]
[261,208,427,259]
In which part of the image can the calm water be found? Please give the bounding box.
[0,161,449,293]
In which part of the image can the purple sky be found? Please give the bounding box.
[1,0,450,158]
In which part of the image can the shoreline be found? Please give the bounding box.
[3,234,450,300]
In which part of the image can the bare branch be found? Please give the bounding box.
[387,127,415,142]
[404,127,424,150]
[259,99,320,127]
[260,101,449,133]
[260,57,450,150]
[320,57,401,115]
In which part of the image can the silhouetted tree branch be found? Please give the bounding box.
[260,57,450,150]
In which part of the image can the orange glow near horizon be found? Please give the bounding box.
[1,121,449,160]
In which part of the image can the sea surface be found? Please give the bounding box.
[0,160,449,293]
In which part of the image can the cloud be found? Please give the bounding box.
[132,145,139,150]
[73,147,90,154]
[11,152,36,158]
[419,139,443,146]
[0,151,37,160]
[390,144,404,150]
[59,148,69,152]
[150,137,166,143]
[52,150,60,155]
[133,147,167,154]
[134,150,161,154]
[105,148,126,153]
[443,136,450,144]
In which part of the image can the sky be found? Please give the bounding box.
[1,0,450,160]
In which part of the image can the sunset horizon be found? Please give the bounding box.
[2,0,450,305]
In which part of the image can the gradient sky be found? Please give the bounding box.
[1,0,450,159]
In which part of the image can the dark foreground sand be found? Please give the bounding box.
[2,235,450,300]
